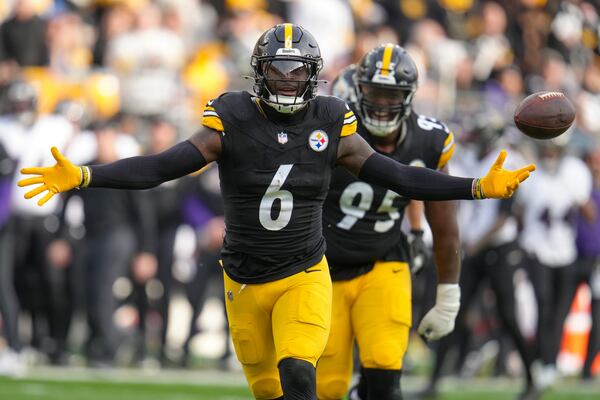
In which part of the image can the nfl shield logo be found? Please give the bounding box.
[278,132,288,144]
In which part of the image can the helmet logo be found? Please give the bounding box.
[375,60,396,72]
[308,130,329,152]
[373,61,397,84]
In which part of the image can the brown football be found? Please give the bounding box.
[513,91,575,139]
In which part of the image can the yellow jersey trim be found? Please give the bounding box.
[341,120,357,137]
[253,97,267,118]
[202,115,224,132]
[437,132,455,169]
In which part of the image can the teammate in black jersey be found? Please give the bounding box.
[18,24,534,400]
[317,44,461,400]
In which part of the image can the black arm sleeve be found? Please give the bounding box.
[89,140,207,189]
[358,152,474,201]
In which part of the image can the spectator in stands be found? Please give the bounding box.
[517,137,592,389]
[0,141,22,376]
[575,146,600,380]
[78,122,157,366]
[0,79,75,364]
[131,116,185,366]
[0,0,48,67]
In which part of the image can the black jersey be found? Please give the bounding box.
[323,105,455,281]
[202,91,357,284]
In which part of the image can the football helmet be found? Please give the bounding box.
[251,23,323,114]
[355,44,418,137]
[5,80,38,126]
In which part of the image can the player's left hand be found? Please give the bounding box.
[418,283,460,341]
[477,150,536,199]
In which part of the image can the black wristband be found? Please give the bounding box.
[89,140,207,189]
[358,152,474,201]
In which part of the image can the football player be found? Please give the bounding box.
[316,44,460,400]
[18,24,534,400]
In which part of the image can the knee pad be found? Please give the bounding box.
[250,377,281,400]
[279,358,316,400]
[363,368,402,400]
[366,340,405,369]
[318,377,349,400]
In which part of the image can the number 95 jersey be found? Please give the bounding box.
[202,91,357,284]
[323,108,455,281]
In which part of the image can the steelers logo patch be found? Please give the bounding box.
[309,130,329,152]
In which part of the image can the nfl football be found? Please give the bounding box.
[513,91,575,139]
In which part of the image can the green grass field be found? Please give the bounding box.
[0,368,598,400]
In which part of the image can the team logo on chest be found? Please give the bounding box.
[278,132,288,144]
[309,130,329,152]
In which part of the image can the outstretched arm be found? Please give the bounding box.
[336,133,535,200]
[18,127,221,206]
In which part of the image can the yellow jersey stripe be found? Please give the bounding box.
[437,133,455,169]
[202,115,224,132]
[254,97,267,118]
[204,106,215,112]
[381,43,394,76]
[341,120,357,137]
[284,23,293,49]
[344,111,354,118]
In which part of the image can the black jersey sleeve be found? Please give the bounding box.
[359,152,475,200]
[89,141,207,189]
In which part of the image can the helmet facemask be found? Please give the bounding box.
[356,82,415,137]
[252,56,322,114]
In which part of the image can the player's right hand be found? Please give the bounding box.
[476,150,536,199]
[18,147,86,206]
[418,283,460,341]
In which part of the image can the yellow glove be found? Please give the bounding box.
[18,147,89,206]
[475,150,536,199]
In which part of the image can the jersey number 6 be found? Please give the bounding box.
[259,164,294,231]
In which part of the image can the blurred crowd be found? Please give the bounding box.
[0,0,599,391]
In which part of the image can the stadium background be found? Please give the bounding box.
[0,0,599,399]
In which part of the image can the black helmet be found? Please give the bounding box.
[5,80,38,126]
[355,44,418,137]
[251,23,323,114]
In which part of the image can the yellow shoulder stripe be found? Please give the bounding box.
[204,106,215,112]
[344,110,354,118]
[202,115,224,132]
[341,120,357,137]
[437,132,455,169]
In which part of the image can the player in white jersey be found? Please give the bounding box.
[516,138,592,389]
[417,120,540,400]
[0,80,75,368]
